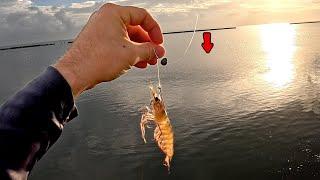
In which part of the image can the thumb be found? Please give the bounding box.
[132,42,165,65]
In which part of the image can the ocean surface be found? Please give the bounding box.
[0,23,320,180]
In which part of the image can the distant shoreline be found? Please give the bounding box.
[1,20,319,51]
[290,21,320,25]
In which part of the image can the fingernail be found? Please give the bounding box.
[154,45,165,58]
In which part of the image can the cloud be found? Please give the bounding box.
[0,0,319,47]
[0,3,79,46]
[0,1,128,46]
[70,1,97,8]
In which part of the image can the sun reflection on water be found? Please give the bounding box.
[260,23,297,88]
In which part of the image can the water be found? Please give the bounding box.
[0,23,320,180]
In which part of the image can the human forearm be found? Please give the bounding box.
[0,67,77,179]
[0,3,166,179]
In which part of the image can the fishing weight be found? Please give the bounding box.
[161,58,167,66]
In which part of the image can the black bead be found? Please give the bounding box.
[161,58,167,66]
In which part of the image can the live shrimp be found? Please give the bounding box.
[140,85,174,171]
[139,14,199,172]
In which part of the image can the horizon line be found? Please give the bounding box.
[1,20,320,51]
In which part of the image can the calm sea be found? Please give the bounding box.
[0,23,320,180]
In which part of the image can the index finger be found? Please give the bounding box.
[119,6,163,44]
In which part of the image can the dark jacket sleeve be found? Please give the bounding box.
[0,66,78,180]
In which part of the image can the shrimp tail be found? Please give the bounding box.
[163,155,172,173]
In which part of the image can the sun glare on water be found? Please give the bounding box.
[260,23,297,88]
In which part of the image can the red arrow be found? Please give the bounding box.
[201,32,214,54]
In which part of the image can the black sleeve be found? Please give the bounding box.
[0,66,78,180]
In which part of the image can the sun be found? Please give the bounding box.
[259,23,297,88]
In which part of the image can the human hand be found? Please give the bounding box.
[54,3,165,98]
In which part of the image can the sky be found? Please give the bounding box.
[0,0,320,46]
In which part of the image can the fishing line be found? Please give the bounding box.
[153,48,161,90]
[177,14,199,62]
[152,14,199,92]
